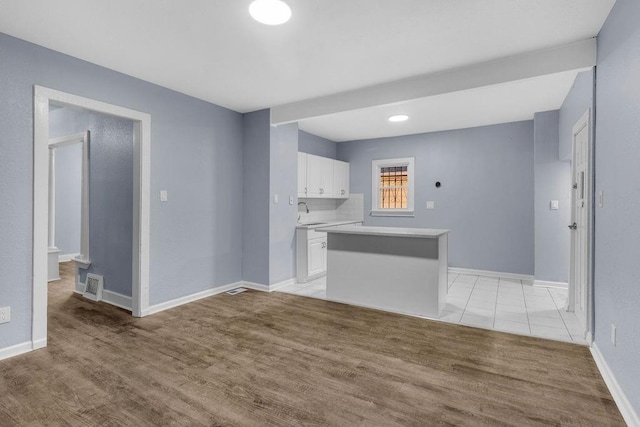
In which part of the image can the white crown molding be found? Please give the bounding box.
[591,343,640,427]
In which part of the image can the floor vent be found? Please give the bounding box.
[84,274,104,301]
[226,287,248,295]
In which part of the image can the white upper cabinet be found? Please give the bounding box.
[298,152,347,199]
[306,154,334,198]
[297,152,307,197]
[333,160,350,199]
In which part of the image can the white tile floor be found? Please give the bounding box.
[277,272,587,345]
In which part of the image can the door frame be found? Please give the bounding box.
[568,108,593,343]
[33,86,151,350]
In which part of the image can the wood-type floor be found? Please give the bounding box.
[0,263,625,426]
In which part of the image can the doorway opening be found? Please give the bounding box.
[33,86,151,350]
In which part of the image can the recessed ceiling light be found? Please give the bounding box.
[389,114,409,122]
[249,0,292,25]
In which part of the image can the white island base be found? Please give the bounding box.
[324,226,449,318]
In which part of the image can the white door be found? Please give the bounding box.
[570,110,590,333]
[306,154,323,197]
[320,156,334,197]
[297,152,307,197]
[308,238,326,276]
[333,160,350,198]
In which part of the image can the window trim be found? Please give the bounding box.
[371,157,415,217]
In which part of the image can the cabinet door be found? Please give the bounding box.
[333,160,349,198]
[320,156,334,197]
[297,152,307,197]
[307,238,326,276]
[306,154,323,197]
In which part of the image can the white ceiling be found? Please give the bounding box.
[0,0,615,139]
[298,70,584,142]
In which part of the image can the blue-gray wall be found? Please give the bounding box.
[50,107,134,297]
[242,110,270,285]
[594,0,640,414]
[533,111,571,283]
[298,130,337,159]
[338,121,535,275]
[51,140,82,257]
[0,32,244,348]
[559,70,594,162]
[269,123,299,285]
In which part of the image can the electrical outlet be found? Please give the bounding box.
[160,190,168,202]
[426,201,435,210]
[0,306,10,324]
[273,194,279,204]
[611,324,616,347]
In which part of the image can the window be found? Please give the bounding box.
[371,157,414,216]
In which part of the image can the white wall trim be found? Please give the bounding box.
[102,290,133,311]
[269,278,296,291]
[32,338,47,350]
[533,280,568,289]
[448,267,534,284]
[591,343,640,427]
[271,38,597,124]
[33,86,151,351]
[141,282,243,316]
[242,278,295,292]
[0,341,33,362]
[58,253,81,263]
[242,281,271,292]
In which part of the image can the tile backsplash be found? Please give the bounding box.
[298,193,363,224]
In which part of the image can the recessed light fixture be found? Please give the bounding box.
[388,114,409,122]
[249,0,292,25]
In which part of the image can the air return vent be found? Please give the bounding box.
[84,273,104,302]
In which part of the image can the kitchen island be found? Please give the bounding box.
[323,226,449,318]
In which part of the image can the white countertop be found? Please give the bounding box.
[296,220,362,230]
[321,225,450,238]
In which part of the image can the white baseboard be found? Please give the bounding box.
[268,278,296,291]
[533,280,568,289]
[0,341,33,361]
[242,278,295,292]
[58,253,80,263]
[448,267,534,284]
[32,338,47,350]
[242,281,270,292]
[142,281,243,316]
[591,343,640,427]
[102,289,133,311]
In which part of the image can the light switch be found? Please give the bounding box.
[289,196,294,205]
[160,190,168,202]
[426,201,435,210]
[273,194,279,204]
[550,200,559,210]
[599,191,604,208]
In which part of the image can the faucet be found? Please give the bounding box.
[298,201,309,223]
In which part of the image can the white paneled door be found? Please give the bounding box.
[570,110,590,336]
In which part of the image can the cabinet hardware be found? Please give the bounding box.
[568,222,577,230]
